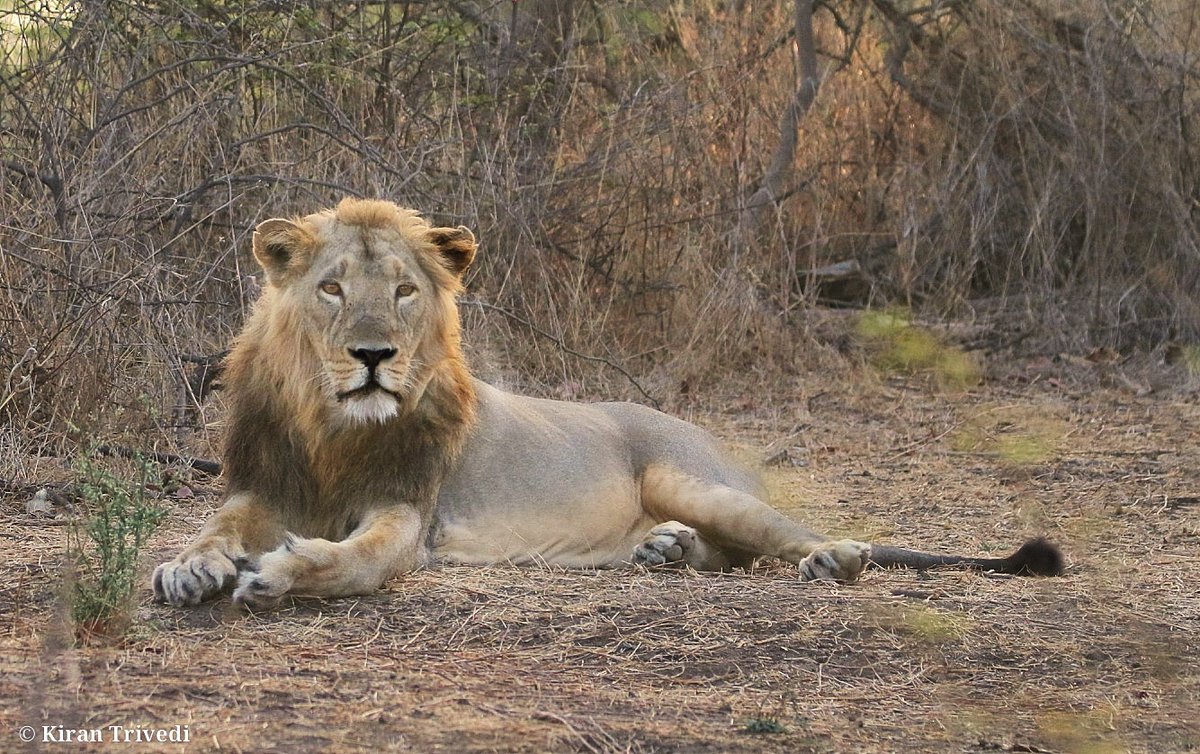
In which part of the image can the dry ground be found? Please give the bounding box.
[2,355,1199,753]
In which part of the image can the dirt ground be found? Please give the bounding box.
[2,353,1199,753]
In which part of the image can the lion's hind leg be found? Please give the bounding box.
[638,464,870,581]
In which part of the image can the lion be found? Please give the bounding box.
[152,199,1063,608]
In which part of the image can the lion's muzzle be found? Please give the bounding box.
[336,344,402,402]
[334,344,405,423]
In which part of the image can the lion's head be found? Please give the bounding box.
[246,198,476,427]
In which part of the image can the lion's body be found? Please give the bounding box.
[433,379,764,568]
[152,199,1063,609]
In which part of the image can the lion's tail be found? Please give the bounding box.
[866,537,1065,576]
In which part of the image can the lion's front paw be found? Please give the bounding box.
[231,534,339,609]
[633,521,698,567]
[231,569,291,610]
[232,547,297,609]
[798,539,870,583]
[153,549,238,606]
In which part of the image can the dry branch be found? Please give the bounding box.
[0,0,1197,467]
[737,0,822,236]
[461,299,660,410]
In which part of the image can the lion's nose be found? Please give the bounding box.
[348,346,397,368]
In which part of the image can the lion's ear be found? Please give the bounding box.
[427,225,476,278]
[252,218,312,285]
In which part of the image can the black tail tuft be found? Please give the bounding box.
[1006,537,1066,576]
[867,538,1066,576]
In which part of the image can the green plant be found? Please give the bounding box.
[857,309,980,388]
[742,717,788,735]
[69,457,167,637]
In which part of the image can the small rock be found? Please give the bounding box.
[26,488,54,516]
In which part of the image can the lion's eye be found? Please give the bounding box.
[319,280,343,297]
[396,283,417,298]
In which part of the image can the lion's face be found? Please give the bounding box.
[300,223,441,425]
[250,200,475,425]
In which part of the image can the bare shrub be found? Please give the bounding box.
[0,0,1196,471]
[873,0,1200,343]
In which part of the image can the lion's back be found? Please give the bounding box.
[447,379,763,500]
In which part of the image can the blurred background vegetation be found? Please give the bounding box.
[1,0,1197,469]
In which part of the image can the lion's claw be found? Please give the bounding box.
[231,570,287,609]
[230,543,303,609]
[153,550,238,606]
[231,566,292,607]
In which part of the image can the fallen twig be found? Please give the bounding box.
[96,445,222,476]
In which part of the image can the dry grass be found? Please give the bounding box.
[3,359,1199,752]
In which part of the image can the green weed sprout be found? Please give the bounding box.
[69,456,167,637]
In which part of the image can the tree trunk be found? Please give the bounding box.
[736,0,821,243]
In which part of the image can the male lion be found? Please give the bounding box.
[153,199,1063,608]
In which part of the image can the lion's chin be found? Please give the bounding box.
[339,390,400,425]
